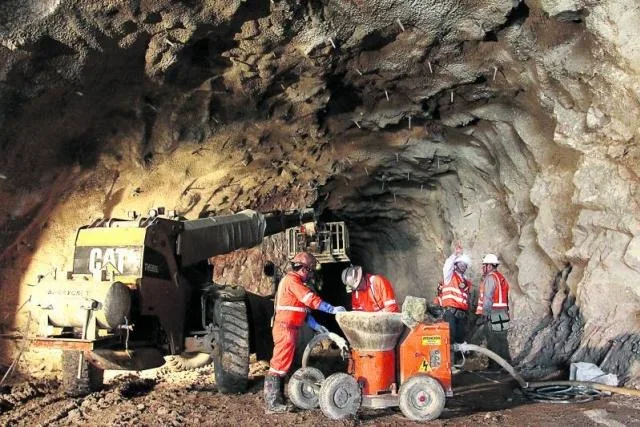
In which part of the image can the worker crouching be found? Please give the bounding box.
[265,252,345,414]
[341,265,399,312]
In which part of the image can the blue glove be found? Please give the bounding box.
[318,301,335,314]
[318,301,347,315]
[306,315,329,334]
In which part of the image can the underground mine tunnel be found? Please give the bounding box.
[0,0,639,424]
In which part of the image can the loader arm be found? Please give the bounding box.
[177,208,315,267]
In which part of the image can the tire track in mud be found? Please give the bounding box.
[0,392,73,426]
[0,376,151,426]
[0,380,58,412]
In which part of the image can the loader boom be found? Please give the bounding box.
[177,208,315,267]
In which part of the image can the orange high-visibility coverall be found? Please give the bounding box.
[351,274,399,312]
[269,272,323,376]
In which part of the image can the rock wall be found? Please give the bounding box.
[0,0,638,384]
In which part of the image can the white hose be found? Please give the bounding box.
[301,332,349,368]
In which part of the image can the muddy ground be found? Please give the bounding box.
[0,356,638,427]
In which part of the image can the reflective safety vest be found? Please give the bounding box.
[352,274,399,312]
[274,272,323,326]
[476,271,509,315]
[441,272,471,311]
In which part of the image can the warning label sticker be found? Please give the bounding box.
[418,359,432,372]
[421,335,442,346]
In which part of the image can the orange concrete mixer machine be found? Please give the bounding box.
[288,312,451,421]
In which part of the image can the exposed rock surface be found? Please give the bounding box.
[0,0,638,385]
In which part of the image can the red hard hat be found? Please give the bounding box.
[292,252,317,269]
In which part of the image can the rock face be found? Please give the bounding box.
[0,1,639,385]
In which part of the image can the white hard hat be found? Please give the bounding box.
[482,253,500,265]
[454,254,471,266]
[341,265,363,292]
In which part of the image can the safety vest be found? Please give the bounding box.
[274,272,323,326]
[352,274,399,312]
[441,272,471,310]
[476,271,509,315]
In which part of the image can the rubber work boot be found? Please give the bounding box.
[264,374,290,414]
[278,375,293,408]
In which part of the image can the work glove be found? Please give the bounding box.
[306,315,329,334]
[318,301,346,315]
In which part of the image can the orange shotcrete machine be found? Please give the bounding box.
[288,312,452,421]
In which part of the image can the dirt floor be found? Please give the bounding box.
[0,356,639,427]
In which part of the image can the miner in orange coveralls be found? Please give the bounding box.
[341,265,399,312]
[265,252,346,414]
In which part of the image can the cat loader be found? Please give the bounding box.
[28,208,314,396]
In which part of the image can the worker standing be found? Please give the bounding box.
[476,253,510,370]
[341,265,399,312]
[441,242,472,365]
[265,252,345,414]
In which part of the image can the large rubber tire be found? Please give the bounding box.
[319,373,361,420]
[158,352,212,375]
[288,367,325,410]
[398,374,446,421]
[61,351,103,397]
[212,300,250,394]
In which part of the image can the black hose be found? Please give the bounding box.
[521,384,605,403]
[526,380,640,398]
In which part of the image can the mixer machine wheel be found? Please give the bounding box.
[399,374,446,421]
[319,372,362,420]
[288,366,325,409]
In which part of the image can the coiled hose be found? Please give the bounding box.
[453,343,640,402]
